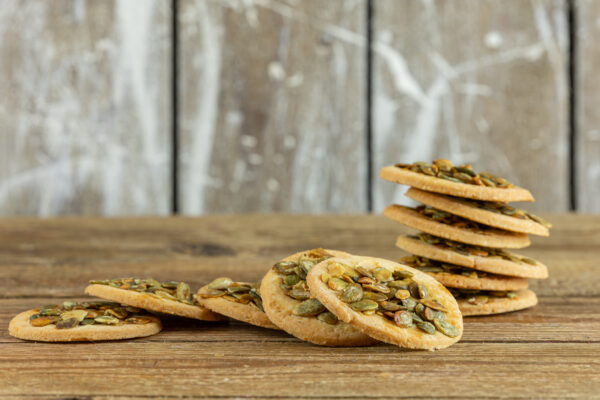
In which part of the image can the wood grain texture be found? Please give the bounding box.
[576,0,600,213]
[178,0,367,214]
[0,215,599,398]
[0,0,171,216]
[372,0,569,213]
[0,215,598,296]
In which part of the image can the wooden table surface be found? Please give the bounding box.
[1,215,599,399]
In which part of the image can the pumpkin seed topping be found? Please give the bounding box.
[321,260,459,338]
[407,233,540,265]
[28,301,154,329]
[395,160,515,188]
[198,279,265,312]
[401,255,490,279]
[90,278,200,306]
[449,288,517,304]
[272,248,339,323]
[415,205,495,233]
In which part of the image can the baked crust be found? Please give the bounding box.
[9,309,161,342]
[458,289,538,316]
[406,188,549,236]
[85,284,223,321]
[260,250,377,346]
[380,165,534,202]
[306,255,463,351]
[395,235,548,279]
[384,205,531,249]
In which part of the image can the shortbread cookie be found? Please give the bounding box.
[379,159,533,202]
[197,278,278,330]
[9,301,161,342]
[399,255,529,291]
[260,249,376,346]
[85,278,222,321]
[306,255,463,350]
[396,234,548,279]
[450,288,537,316]
[384,205,530,249]
[406,188,550,236]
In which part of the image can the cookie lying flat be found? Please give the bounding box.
[384,205,530,249]
[9,301,161,342]
[400,255,529,291]
[396,234,548,279]
[450,289,538,316]
[406,187,550,236]
[85,278,222,321]
[379,159,533,202]
[261,248,376,346]
[306,255,463,350]
[197,278,278,330]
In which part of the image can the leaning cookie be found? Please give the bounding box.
[260,248,376,346]
[451,289,538,316]
[197,278,278,330]
[396,234,548,279]
[379,160,533,202]
[400,255,529,291]
[405,187,550,236]
[306,255,463,351]
[384,204,530,249]
[9,301,161,342]
[85,278,222,321]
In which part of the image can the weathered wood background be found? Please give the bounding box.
[0,0,597,215]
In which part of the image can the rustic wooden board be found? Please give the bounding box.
[0,215,597,297]
[0,215,598,398]
[372,0,569,213]
[0,0,171,216]
[576,0,600,213]
[178,0,367,214]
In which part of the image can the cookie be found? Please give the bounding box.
[395,234,548,279]
[85,278,222,321]
[9,301,161,342]
[306,255,463,351]
[379,160,533,202]
[405,187,550,236]
[383,205,531,249]
[451,289,538,316]
[399,255,529,291]
[260,248,376,346]
[197,278,279,330]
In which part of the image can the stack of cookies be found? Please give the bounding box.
[380,159,551,316]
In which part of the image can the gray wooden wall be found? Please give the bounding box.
[0,0,597,216]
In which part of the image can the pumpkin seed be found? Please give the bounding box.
[416,321,436,334]
[284,274,301,287]
[394,289,411,300]
[362,292,388,302]
[56,318,79,329]
[350,299,379,311]
[293,298,326,317]
[380,301,403,312]
[433,318,460,337]
[176,282,191,301]
[328,278,349,291]
[317,311,339,325]
[94,315,119,325]
[208,277,233,290]
[340,284,363,303]
[273,261,298,275]
[420,299,447,312]
[373,267,393,282]
[394,311,413,327]
[29,316,59,327]
[398,161,514,188]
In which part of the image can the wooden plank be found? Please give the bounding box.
[0,340,598,398]
[576,0,600,212]
[0,215,598,297]
[0,0,171,216]
[2,296,599,344]
[178,0,367,214]
[372,0,569,213]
